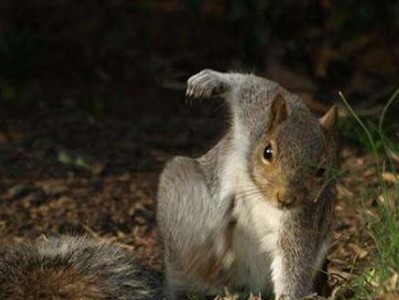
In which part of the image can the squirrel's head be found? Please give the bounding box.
[249,94,338,209]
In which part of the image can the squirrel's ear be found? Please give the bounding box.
[319,105,338,135]
[268,93,288,133]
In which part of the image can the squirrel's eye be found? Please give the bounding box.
[316,167,326,177]
[263,144,273,161]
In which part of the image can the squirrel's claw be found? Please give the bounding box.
[186,69,229,99]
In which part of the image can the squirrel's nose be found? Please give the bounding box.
[275,191,296,207]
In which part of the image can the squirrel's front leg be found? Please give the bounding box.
[271,225,320,300]
[272,251,314,300]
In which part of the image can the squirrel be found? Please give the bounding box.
[157,69,338,299]
[0,235,162,300]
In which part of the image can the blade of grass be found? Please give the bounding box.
[338,91,385,188]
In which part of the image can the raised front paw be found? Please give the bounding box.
[186,69,229,98]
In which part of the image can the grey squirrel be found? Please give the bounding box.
[0,235,162,300]
[157,69,338,299]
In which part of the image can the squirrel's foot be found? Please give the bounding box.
[276,295,293,300]
[186,69,230,98]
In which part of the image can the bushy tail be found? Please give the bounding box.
[0,236,162,300]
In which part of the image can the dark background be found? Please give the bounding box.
[0,0,398,270]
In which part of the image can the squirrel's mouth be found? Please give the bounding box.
[275,200,299,210]
[278,202,294,209]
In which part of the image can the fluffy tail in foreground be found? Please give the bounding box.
[0,235,162,300]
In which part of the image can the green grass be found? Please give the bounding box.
[338,88,399,299]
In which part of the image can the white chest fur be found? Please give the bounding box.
[232,181,284,294]
[220,152,284,295]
